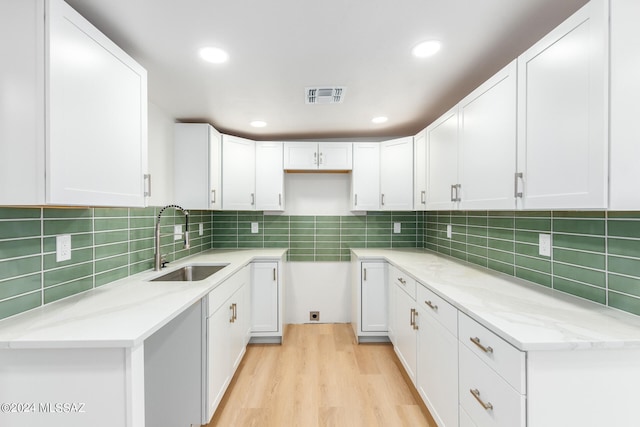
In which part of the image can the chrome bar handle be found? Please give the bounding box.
[454,184,462,202]
[470,336,494,354]
[229,304,235,323]
[381,194,385,206]
[233,303,237,321]
[470,389,493,410]
[354,194,358,206]
[273,268,277,281]
[319,152,323,165]
[211,189,216,204]
[421,190,426,204]
[398,277,406,285]
[363,268,367,281]
[425,300,438,311]
[144,174,151,197]
[251,193,255,205]
[410,308,415,326]
[313,152,317,165]
[514,172,523,198]
[413,310,419,330]
[450,184,456,202]
[279,193,282,206]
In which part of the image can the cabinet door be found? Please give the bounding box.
[207,302,232,421]
[283,142,318,170]
[352,143,381,210]
[255,142,284,211]
[47,0,147,207]
[394,285,417,384]
[516,0,608,209]
[459,60,517,210]
[222,135,256,210]
[417,306,458,427]
[426,107,459,210]
[361,262,387,332]
[414,129,428,211]
[251,262,279,333]
[609,0,640,209]
[318,142,352,170]
[380,137,414,210]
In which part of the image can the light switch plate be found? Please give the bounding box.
[56,234,72,262]
[393,222,401,234]
[199,223,204,236]
[174,225,182,240]
[539,234,551,257]
[251,222,259,234]
[446,224,452,239]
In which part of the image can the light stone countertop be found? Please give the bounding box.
[0,249,287,349]
[352,248,640,351]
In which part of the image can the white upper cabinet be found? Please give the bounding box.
[174,123,222,210]
[351,143,381,210]
[284,142,352,170]
[516,0,608,210]
[413,128,428,211]
[222,135,256,210]
[459,60,517,210]
[609,0,640,210]
[255,142,284,211]
[0,0,148,207]
[426,107,460,211]
[380,137,414,211]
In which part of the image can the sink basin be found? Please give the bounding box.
[150,264,229,282]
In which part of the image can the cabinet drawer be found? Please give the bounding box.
[459,344,525,427]
[208,267,248,315]
[388,264,416,299]
[459,313,525,393]
[417,284,457,336]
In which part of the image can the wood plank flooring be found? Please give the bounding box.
[205,324,437,427]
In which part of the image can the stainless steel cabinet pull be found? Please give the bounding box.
[470,389,493,410]
[354,194,358,206]
[144,174,151,197]
[229,304,235,323]
[450,184,456,202]
[278,193,282,206]
[450,184,461,202]
[313,152,317,165]
[413,310,419,330]
[211,189,216,203]
[425,300,438,311]
[410,308,415,326]
[514,172,523,198]
[319,152,323,165]
[251,193,255,205]
[421,190,426,204]
[398,277,406,285]
[273,268,277,281]
[470,336,494,353]
[363,268,367,281]
[381,194,385,206]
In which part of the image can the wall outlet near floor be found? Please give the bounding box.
[174,225,182,240]
[539,233,552,257]
[251,222,259,233]
[309,311,320,321]
[56,234,72,262]
[393,222,401,233]
[199,223,203,236]
[446,224,452,239]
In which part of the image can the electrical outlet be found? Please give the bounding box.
[174,225,182,240]
[56,234,72,262]
[446,224,452,239]
[309,311,320,321]
[393,222,401,233]
[539,234,551,257]
[251,222,259,233]
[199,223,204,236]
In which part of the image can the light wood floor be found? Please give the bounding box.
[205,323,437,427]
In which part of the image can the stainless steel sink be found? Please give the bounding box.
[150,264,229,282]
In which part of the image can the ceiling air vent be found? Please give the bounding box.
[305,87,346,104]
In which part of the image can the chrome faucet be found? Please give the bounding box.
[154,204,190,271]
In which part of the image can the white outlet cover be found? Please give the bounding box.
[56,234,72,262]
[393,222,401,233]
[174,225,182,240]
[446,224,452,239]
[199,223,204,236]
[539,234,552,257]
[251,222,259,233]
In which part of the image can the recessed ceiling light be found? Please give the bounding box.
[250,120,267,128]
[372,116,388,124]
[412,40,441,58]
[199,47,229,64]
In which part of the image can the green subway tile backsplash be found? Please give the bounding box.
[425,211,640,318]
[0,206,214,321]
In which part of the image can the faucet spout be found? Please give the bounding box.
[154,204,190,271]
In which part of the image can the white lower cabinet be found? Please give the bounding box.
[389,265,418,383]
[351,260,388,341]
[206,266,250,422]
[250,262,280,335]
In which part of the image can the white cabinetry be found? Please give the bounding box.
[255,142,285,210]
[351,260,388,341]
[414,129,428,210]
[609,0,640,209]
[0,0,148,207]
[351,143,381,211]
[389,265,417,383]
[380,137,414,211]
[250,261,284,342]
[516,0,608,209]
[459,60,517,210]
[426,108,460,210]
[174,123,222,210]
[206,266,250,422]
[222,135,256,210]
[284,142,352,170]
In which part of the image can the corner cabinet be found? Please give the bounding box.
[174,123,222,210]
[516,0,608,209]
[284,142,352,171]
[380,137,414,211]
[0,0,148,207]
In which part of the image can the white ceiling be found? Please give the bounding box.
[65,0,588,140]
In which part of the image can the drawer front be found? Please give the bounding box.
[417,283,457,336]
[459,343,525,427]
[459,312,526,393]
[208,267,248,315]
[388,264,416,299]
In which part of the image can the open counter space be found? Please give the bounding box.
[0,249,286,349]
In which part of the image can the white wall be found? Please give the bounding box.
[147,102,175,206]
[285,262,351,324]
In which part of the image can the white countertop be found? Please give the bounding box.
[0,249,286,350]
[352,248,640,351]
